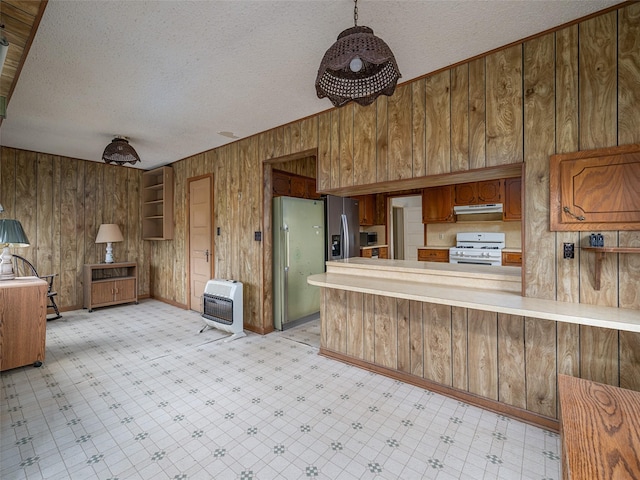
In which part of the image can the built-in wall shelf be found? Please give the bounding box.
[142,166,174,240]
[583,247,640,290]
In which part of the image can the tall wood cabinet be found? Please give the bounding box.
[0,277,47,371]
[84,262,138,312]
[142,166,174,240]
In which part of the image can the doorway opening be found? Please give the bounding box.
[262,149,321,333]
[389,195,423,261]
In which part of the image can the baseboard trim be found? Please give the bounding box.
[319,347,559,433]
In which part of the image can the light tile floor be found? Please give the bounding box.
[1,300,560,479]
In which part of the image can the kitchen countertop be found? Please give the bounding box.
[319,257,522,293]
[308,258,640,333]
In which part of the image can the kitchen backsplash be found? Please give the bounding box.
[426,221,522,249]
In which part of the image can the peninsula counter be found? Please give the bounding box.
[308,258,640,431]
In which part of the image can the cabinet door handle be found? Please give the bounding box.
[563,206,585,221]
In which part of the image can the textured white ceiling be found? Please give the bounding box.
[0,0,621,170]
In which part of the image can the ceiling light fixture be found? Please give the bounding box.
[102,136,141,166]
[315,0,401,108]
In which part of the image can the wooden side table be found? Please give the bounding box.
[558,374,640,479]
[0,277,48,371]
[83,262,138,312]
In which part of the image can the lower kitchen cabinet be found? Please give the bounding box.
[84,262,138,312]
[418,248,449,263]
[502,251,522,266]
[361,246,389,259]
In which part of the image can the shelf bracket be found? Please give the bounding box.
[583,247,640,291]
[592,250,605,291]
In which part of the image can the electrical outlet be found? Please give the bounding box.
[563,243,574,259]
[439,234,444,240]
[217,227,221,236]
[254,231,262,241]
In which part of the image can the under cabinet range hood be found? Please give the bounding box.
[454,204,503,215]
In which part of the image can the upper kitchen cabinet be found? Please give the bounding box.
[374,194,387,226]
[354,194,386,226]
[272,170,292,197]
[422,185,455,223]
[355,195,375,225]
[503,177,522,221]
[272,169,320,200]
[142,166,174,240]
[550,144,640,231]
[454,179,503,205]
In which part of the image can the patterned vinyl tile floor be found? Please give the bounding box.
[1,299,560,479]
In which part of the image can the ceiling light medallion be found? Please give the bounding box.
[315,0,401,108]
[102,136,141,166]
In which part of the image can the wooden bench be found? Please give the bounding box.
[558,374,640,479]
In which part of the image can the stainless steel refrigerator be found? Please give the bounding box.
[273,196,325,331]
[325,195,360,261]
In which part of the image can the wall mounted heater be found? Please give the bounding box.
[201,279,246,342]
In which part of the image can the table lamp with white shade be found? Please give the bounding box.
[95,224,124,263]
[0,204,31,280]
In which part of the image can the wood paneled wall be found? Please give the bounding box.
[321,287,640,425]
[163,3,640,372]
[1,5,638,353]
[0,148,149,307]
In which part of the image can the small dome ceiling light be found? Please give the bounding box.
[102,136,141,166]
[315,0,401,108]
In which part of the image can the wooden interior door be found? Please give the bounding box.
[189,175,213,312]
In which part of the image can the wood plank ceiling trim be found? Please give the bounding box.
[0,0,48,113]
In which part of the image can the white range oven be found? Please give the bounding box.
[449,232,505,266]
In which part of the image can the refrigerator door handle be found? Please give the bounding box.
[283,224,290,271]
[283,224,289,324]
[341,214,349,259]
